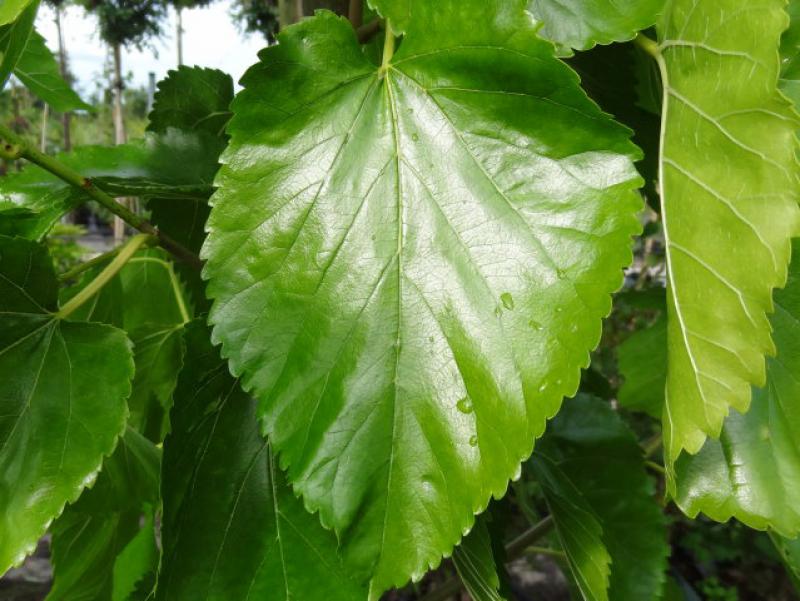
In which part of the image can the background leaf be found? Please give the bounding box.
[203,3,642,593]
[0,0,38,88]
[528,0,664,55]
[452,517,507,601]
[156,321,367,601]
[656,0,800,465]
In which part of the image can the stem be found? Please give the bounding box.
[634,33,661,60]
[525,545,567,559]
[57,234,152,319]
[59,246,121,282]
[645,460,666,476]
[357,18,381,43]
[380,21,395,73]
[642,433,663,458]
[348,0,362,28]
[0,124,203,270]
[417,516,555,601]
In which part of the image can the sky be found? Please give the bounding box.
[35,1,268,98]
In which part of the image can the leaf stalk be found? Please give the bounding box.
[56,233,153,319]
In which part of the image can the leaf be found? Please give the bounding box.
[111,510,159,601]
[365,0,410,34]
[673,240,800,536]
[771,533,800,591]
[147,65,233,136]
[529,455,611,601]
[0,0,35,26]
[13,28,91,112]
[528,0,664,55]
[47,430,160,601]
[145,66,234,308]
[156,321,367,601]
[203,4,642,593]
[0,0,38,89]
[617,313,667,418]
[452,517,507,601]
[0,236,133,573]
[780,0,800,106]
[537,396,669,601]
[655,0,800,465]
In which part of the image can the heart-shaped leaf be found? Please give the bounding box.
[203,2,642,592]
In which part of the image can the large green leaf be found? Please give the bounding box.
[537,396,669,601]
[529,455,611,601]
[47,429,160,601]
[780,0,800,106]
[528,0,664,55]
[654,0,800,465]
[203,3,641,592]
[0,236,133,573]
[147,65,233,136]
[673,240,800,537]
[156,321,367,601]
[13,28,91,112]
[0,0,38,88]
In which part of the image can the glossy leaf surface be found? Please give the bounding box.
[656,0,800,464]
[156,322,367,601]
[13,28,91,112]
[528,0,664,54]
[617,314,667,418]
[538,396,669,601]
[0,236,133,572]
[673,241,800,537]
[203,3,641,592]
[0,0,35,25]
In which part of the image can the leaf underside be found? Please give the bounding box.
[202,1,642,592]
[657,0,800,465]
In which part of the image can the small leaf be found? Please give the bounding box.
[0,0,38,88]
[656,0,800,465]
[203,3,642,592]
[156,321,367,601]
[147,65,233,136]
[112,510,159,601]
[673,240,800,537]
[529,454,611,601]
[537,396,669,601]
[453,517,507,601]
[0,236,133,573]
[13,28,91,112]
[528,0,664,55]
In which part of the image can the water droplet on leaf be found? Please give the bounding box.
[468,435,478,447]
[500,292,515,310]
[411,133,419,142]
[456,397,473,414]
[528,319,542,331]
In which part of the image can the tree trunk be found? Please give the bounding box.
[40,103,49,153]
[54,6,71,152]
[278,0,297,29]
[112,43,127,242]
[176,7,183,66]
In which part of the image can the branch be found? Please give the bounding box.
[357,18,381,43]
[0,124,203,271]
[348,0,363,28]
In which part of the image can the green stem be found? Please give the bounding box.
[57,233,152,319]
[380,20,395,73]
[645,460,666,475]
[634,33,661,60]
[643,433,663,458]
[59,246,122,282]
[417,516,555,601]
[0,124,202,270]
